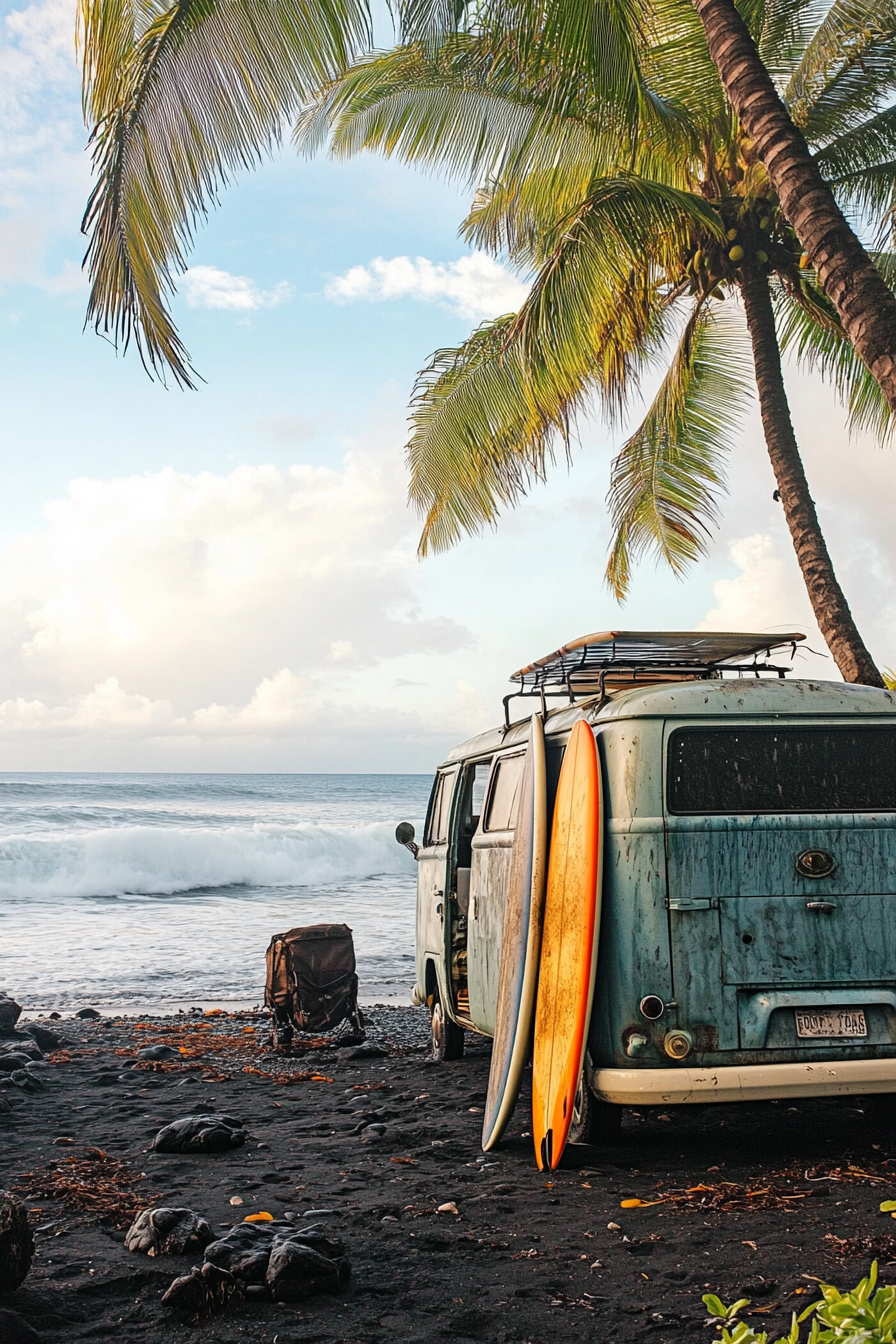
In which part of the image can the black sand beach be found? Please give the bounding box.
[2,1007,896,1342]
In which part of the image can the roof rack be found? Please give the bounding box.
[502,630,806,729]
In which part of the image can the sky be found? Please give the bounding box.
[0,0,895,773]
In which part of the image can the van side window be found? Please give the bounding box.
[424,769,457,846]
[470,761,491,828]
[455,759,493,868]
[484,753,525,831]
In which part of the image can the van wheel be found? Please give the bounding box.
[568,1071,622,1145]
[430,996,464,1062]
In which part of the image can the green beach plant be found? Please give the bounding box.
[704,1262,896,1341]
[301,1,894,683]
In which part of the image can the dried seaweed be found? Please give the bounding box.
[114,1018,337,1086]
[241,1067,333,1085]
[621,1161,889,1213]
[12,1147,158,1227]
[824,1232,896,1261]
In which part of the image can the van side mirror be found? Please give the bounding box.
[395,822,418,859]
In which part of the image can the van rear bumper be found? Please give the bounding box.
[592,1057,896,1106]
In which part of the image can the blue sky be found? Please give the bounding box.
[0,0,894,771]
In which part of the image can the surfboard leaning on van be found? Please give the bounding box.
[395,631,896,1169]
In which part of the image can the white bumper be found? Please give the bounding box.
[592,1057,896,1106]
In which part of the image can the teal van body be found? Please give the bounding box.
[412,674,896,1106]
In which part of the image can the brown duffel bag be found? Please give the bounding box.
[265,923,363,1044]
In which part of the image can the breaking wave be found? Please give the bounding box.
[0,821,414,900]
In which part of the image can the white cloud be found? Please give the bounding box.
[699,533,836,674]
[699,534,808,634]
[325,252,528,320]
[0,447,474,757]
[181,265,292,311]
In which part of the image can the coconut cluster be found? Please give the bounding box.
[682,200,807,298]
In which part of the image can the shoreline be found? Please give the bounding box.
[17,989,415,1019]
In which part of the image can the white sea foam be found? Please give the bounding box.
[0,821,414,900]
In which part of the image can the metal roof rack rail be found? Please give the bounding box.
[501,630,806,731]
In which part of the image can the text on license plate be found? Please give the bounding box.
[795,1009,867,1038]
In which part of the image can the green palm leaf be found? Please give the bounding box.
[776,272,896,438]
[408,172,721,555]
[813,104,896,220]
[81,0,371,385]
[297,46,607,190]
[786,0,896,136]
[605,302,752,599]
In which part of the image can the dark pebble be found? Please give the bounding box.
[137,1044,180,1061]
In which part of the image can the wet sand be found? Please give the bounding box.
[2,1007,896,1342]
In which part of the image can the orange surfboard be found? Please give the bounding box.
[532,718,603,1171]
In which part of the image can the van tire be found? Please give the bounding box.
[430,995,464,1062]
[568,1071,622,1145]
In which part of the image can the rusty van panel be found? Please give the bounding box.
[665,815,896,900]
[467,837,513,1035]
[589,723,672,1067]
[721,895,896,985]
[590,825,674,1066]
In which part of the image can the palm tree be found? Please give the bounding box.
[298,2,891,683]
[691,0,896,413]
[78,0,893,682]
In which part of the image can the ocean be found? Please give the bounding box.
[0,773,431,1014]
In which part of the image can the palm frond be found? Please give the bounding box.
[813,103,896,220]
[81,0,371,386]
[407,315,577,555]
[79,0,138,121]
[296,25,694,197]
[297,49,605,191]
[786,0,896,137]
[407,173,722,555]
[396,0,468,51]
[755,0,833,81]
[508,175,722,425]
[640,0,729,126]
[605,301,752,599]
[776,271,896,438]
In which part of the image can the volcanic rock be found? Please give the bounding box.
[161,1261,244,1322]
[0,1192,34,1293]
[125,1207,215,1257]
[0,996,21,1033]
[151,1114,245,1153]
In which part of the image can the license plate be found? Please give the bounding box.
[795,1009,867,1039]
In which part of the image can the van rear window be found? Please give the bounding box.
[668,725,896,814]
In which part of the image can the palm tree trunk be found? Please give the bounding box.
[738,265,882,686]
[692,0,896,412]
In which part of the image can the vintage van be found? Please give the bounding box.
[396,631,896,1141]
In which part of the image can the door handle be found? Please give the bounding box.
[806,900,837,913]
